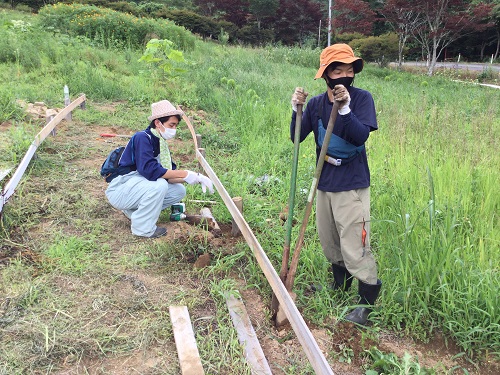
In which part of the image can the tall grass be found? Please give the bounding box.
[178,42,500,357]
[1,8,499,361]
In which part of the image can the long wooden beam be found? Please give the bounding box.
[195,149,333,374]
[180,108,334,374]
[0,95,86,213]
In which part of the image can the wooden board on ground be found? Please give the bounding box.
[226,294,273,375]
[169,305,205,375]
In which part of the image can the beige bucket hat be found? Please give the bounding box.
[148,100,184,122]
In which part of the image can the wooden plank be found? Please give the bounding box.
[183,115,334,375]
[226,294,272,375]
[169,306,205,375]
[0,95,86,213]
[181,120,334,373]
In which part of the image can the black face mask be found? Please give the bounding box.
[326,76,354,90]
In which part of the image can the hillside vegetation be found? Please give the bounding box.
[1,7,499,374]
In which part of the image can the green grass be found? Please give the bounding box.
[0,7,499,373]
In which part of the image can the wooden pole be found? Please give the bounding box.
[64,85,72,121]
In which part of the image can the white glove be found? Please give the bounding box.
[198,174,214,194]
[333,85,351,115]
[184,170,199,185]
[291,87,308,112]
[184,170,214,194]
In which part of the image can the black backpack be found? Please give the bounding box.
[100,135,136,183]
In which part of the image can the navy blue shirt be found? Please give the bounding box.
[290,87,377,192]
[119,127,177,181]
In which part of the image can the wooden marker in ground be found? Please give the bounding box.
[169,305,205,375]
[231,197,243,237]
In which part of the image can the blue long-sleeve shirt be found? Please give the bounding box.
[290,88,377,192]
[119,127,177,181]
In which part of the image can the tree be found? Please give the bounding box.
[194,0,250,27]
[271,0,323,46]
[491,2,500,60]
[249,0,279,30]
[412,0,494,75]
[381,0,425,68]
[331,0,376,36]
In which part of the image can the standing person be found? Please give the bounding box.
[105,100,214,238]
[290,44,381,325]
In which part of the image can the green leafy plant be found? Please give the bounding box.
[365,347,436,374]
[138,38,187,79]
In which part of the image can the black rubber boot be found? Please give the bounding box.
[344,279,382,325]
[308,264,353,293]
[331,263,353,291]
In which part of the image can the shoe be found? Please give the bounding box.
[344,307,372,325]
[309,264,353,293]
[148,227,167,238]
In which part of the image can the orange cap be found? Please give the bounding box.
[314,43,363,79]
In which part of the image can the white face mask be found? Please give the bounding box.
[160,127,176,140]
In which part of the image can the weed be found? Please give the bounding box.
[365,346,437,374]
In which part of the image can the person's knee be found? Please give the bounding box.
[170,183,186,201]
[154,178,170,196]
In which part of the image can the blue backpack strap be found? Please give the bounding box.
[316,94,365,163]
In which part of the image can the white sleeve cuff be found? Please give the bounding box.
[338,105,351,115]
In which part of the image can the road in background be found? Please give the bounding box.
[399,61,500,73]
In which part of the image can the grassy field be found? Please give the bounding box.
[1,7,499,374]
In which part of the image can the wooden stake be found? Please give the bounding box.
[169,306,205,375]
[231,197,243,237]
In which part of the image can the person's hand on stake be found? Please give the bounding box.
[184,170,214,194]
[291,87,309,112]
[333,84,351,115]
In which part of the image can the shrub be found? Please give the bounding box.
[0,88,24,123]
[157,9,238,42]
[350,33,399,67]
[236,24,274,46]
[0,19,56,70]
[335,32,365,44]
[37,3,196,51]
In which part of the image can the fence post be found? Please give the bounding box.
[64,85,72,121]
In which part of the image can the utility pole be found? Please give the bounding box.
[318,19,321,48]
[328,0,332,46]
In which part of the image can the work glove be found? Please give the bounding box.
[184,170,215,194]
[291,87,308,112]
[333,85,351,115]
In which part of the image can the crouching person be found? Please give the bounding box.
[105,100,214,238]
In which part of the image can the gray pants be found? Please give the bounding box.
[316,188,378,285]
[105,171,186,237]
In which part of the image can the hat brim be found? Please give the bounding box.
[148,110,184,122]
[314,58,363,79]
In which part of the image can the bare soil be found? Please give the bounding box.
[1,104,499,375]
